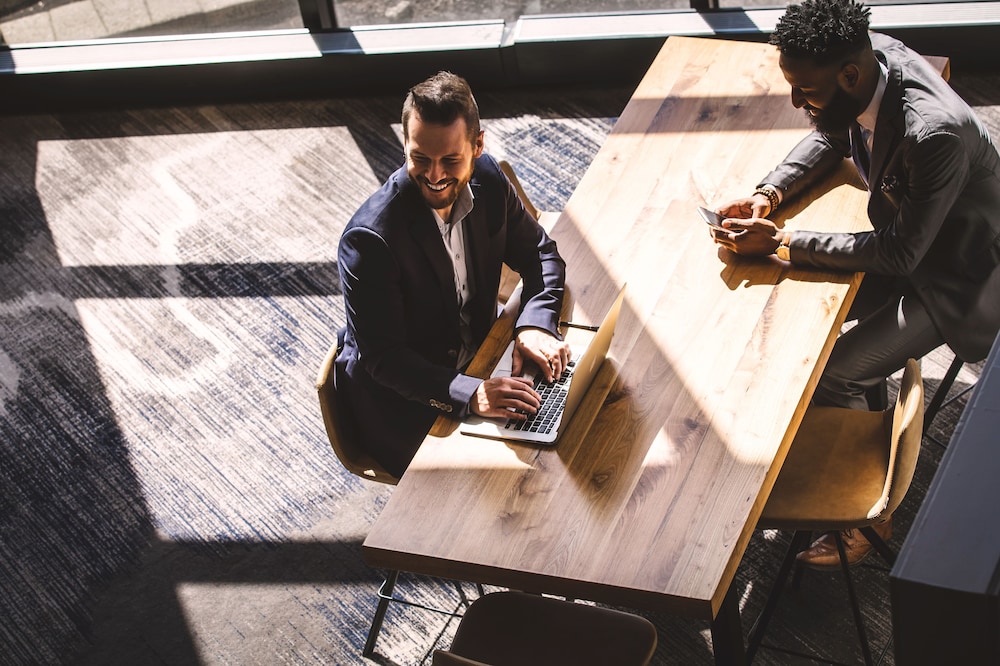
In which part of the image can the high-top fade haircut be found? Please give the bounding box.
[770,0,872,67]
[401,71,481,143]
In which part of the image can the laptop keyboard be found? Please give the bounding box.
[504,359,576,434]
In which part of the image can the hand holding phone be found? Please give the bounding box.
[697,206,728,231]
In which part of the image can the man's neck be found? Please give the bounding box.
[437,205,454,224]
[856,59,889,131]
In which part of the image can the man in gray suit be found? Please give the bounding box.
[713,0,1000,567]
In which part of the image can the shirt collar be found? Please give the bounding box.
[856,60,889,135]
[432,183,475,233]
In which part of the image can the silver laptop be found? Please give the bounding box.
[460,284,626,445]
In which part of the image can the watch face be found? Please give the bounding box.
[776,245,790,261]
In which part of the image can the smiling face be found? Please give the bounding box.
[404,110,484,222]
[780,53,864,134]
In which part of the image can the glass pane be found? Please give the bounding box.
[0,0,712,45]
[718,0,786,7]
[0,0,988,45]
[718,0,977,8]
[0,0,305,45]
[335,1,691,27]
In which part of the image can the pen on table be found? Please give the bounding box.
[560,321,600,332]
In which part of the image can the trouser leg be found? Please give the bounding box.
[812,287,944,410]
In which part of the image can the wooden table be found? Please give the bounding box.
[363,36,875,661]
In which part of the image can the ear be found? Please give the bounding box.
[473,130,485,158]
[839,62,862,91]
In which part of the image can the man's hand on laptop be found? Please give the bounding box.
[513,328,571,383]
[470,376,541,420]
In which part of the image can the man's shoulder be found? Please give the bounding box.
[472,152,504,182]
[876,34,974,137]
[870,32,908,57]
[346,166,412,232]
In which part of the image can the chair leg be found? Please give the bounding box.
[835,533,874,666]
[364,569,399,657]
[790,531,813,590]
[363,572,486,658]
[859,525,896,567]
[746,530,812,664]
[923,354,964,433]
[454,581,471,607]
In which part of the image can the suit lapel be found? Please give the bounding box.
[869,51,905,193]
[402,177,461,322]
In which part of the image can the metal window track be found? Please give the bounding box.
[1,4,997,109]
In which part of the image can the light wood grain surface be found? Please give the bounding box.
[363,36,874,625]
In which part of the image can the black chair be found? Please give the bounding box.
[432,591,657,666]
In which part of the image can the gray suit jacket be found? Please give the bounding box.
[762,33,1000,362]
[335,153,565,477]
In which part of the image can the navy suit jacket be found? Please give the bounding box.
[335,153,565,477]
[763,33,1000,362]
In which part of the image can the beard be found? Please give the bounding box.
[806,86,864,134]
[409,154,476,215]
[419,178,463,212]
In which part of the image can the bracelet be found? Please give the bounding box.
[754,186,779,215]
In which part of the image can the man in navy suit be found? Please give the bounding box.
[713,0,1000,566]
[336,71,571,478]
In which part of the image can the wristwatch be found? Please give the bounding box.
[775,231,792,261]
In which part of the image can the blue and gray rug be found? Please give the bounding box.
[3,77,988,663]
[0,89,629,665]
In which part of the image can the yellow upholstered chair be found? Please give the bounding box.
[746,358,924,665]
[316,333,479,657]
[316,332,400,486]
[497,160,560,305]
[431,591,658,666]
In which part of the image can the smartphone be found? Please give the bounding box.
[697,206,728,231]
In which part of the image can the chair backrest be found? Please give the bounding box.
[434,591,657,666]
[868,358,924,520]
[499,159,539,221]
[315,339,399,485]
[496,160,562,305]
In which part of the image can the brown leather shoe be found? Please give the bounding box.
[795,518,892,570]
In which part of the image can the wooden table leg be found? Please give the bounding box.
[711,583,746,665]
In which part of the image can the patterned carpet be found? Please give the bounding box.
[0,73,992,665]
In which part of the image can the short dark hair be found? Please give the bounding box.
[401,71,481,143]
[771,0,872,67]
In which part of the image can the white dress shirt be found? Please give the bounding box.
[432,183,477,369]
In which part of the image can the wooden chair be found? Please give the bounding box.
[497,160,560,305]
[431,591,658,666]
[746,358,924,665]
[316,329,400,485]
[316,332,479,657]
[869,350,972,445]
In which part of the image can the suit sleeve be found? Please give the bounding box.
[759,129,851,201]
[498,169,566,336]
[339,227,482,416]
[790,131,969,274]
